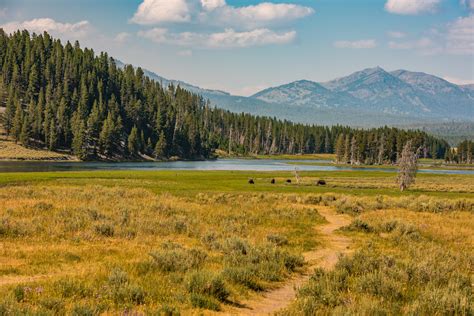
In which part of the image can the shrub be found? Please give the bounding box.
[111,284,146,305]
[152,305,181,316]
[289,243,473,315]
[95,223,114,237]
[189,293,220,311]
[13,286,25,302]
[54,279,91,299]
[0,217,27,237]
[107,268,146,305]
[222,237,249,255]
[342,219,373,233]
[186,270,229,302]
[201,232,220,250]
[108,268,129,287]
[149,246,207,273]
[39,297,65,313]
[266,234,289,246]
[223,267,264,291]
[71,304,96,316]
[34,202,54,212]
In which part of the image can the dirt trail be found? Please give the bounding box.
[232,207,352,315]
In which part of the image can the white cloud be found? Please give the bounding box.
[211,3,314,28]
[387,14,473,55]
[208,28,296,47]
[138,28,169,42]
[114,32,130,43]
[388,37,434,49]
[201,0,226,11]
[446,14,474,54]
[385,0,441,15]
[131,0,191,24]
[333,39,377,49]
[1,18,91,38]
[138,27,295,48]
[131,0,313,28]
[387,31,406,38]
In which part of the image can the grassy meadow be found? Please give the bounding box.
[0,169,473,314]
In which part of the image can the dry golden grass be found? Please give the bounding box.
[0,139,75,161]
[0,184,324,314]
[0,169,473,314]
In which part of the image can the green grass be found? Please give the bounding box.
[1,169,473,198]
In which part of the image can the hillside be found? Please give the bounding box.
[126,63,473,129]
[0,30,448,162]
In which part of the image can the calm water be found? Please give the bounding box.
[0,159,473,175]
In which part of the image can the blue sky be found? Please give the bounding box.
[0,0,473,95]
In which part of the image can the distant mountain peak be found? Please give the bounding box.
[115,59,473,125]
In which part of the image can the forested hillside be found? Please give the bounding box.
[0,30,449,162]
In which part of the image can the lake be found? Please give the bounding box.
[0,159,473,175]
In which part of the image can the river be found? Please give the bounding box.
[0,159,473,175]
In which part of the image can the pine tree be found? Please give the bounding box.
[3,93,15,136]
[72,117,87,159]
[154,131,167,159]
[19,116,30,146]
[11,100,23,143]
[335,134,345,163]
[377,133,385,165]
[48,118,57,150]
[127,126,140,156]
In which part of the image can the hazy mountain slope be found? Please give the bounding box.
[117,60,473,127]
[390,70,473,119]
[320,67,436,116]
[252,80,359,108]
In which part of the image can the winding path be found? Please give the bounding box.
[233,207,352,315]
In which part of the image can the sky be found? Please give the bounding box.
[0,0,473,96]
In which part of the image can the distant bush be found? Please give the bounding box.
[266,234,289,246]
[186,270,229,302]
[222,267,264,291]
[189,293,220,311]
[39,297,64,313]
[107,268,146,305]
[0,217,28,237]
[71,304,96,316]
[13,286,26,303]
[152,305,181,316]
[341,219,373,233]
[149,245,207,273]
[222,238,303,288]
[94,223,115,237]
[54,279,91,299]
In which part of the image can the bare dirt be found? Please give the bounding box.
[231,207,352,315]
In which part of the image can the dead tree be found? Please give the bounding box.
[397,140,419,191]
[294,167,300,184]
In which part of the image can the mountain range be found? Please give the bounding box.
[118,61,473,127]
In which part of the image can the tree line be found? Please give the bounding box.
[445,140,473,164]
[0,30,450,162]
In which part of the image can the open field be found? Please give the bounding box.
[0,170,473,314]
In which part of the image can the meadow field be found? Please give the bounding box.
[0,169,473,315]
